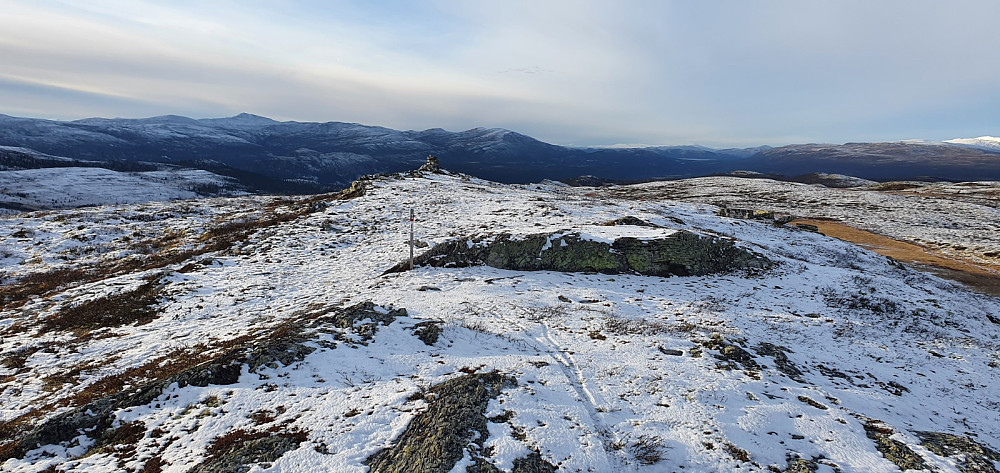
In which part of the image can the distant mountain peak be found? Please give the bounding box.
[944,136,1000,152]
[199,113,279,128]
[232,112,274,121]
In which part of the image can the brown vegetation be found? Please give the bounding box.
[0,184,361,311]
[41,275,164,334]
[789,218,1000,296]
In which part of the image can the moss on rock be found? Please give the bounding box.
[862,421,929,472]
[916,431,1000,473]
[313,300,405,343]
[192,429,308,473]
[755,343,804,381]
[783,457,819,473]
[366,372,516,473]
[531,235,622,273]
[386,229,772,277]
[511,451,558,473]
[600,216,658,227]
[700,335,760,375]
[411,321,444,346]
[613,231,769,276]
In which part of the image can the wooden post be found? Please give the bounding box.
[409,208,415,270]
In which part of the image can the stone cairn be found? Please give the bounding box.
[418,155,441,172]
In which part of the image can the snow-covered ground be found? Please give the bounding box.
[604,177,1000,269]
[1,172,998,472]
[0,167,246,214]
[944,136,1000,153]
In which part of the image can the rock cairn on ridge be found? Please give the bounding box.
[418,155,441,173]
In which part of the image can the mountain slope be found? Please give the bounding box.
[742,141,1000,181]
[1,113,749,185]
[945,136,1000,152]
[2,112,1000,187]
[1,171,997,472]
[0,146,252,213]
[0,114,790,186]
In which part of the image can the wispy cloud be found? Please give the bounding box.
[1,0,998,146]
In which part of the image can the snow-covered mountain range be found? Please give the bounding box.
[944,136,1000,152]
[2,113,998,188]
[1,167,997,472]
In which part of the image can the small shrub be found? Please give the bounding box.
[142,456,163,473]
[0,268,90,307]
[724,442,751,462]
[603,317,674,336]
[630,434,665,465]
[249,409,277,425]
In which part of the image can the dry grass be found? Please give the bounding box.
[0,267,90,307]
[204,429,268,458]
[85,421,146,457]
[790,218,1000,296]
[0,303,327,458]
[41,275,165,335]
[0,188,368,461]
[0,340,238,452]
[0,187,357,310]
[723,442,751,462]
[869,182,922,191]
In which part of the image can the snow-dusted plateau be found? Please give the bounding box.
[1,167,998,472]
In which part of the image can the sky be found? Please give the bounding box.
[1,0,999,148]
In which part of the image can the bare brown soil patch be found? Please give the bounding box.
[790,218,1000,297]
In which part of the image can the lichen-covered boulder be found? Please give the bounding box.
[385,228,772,276]
[489,233,622,273]
[612,231,770,276]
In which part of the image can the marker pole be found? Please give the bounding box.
[409,208,415,270]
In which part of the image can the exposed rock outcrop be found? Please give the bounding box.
[600,216,658,227]
[862,421,929,472]
[916,431,1000,473]
[192,429,308,473]
[366,372,517,473]
[385,230,773,277]
[717,207,795,225]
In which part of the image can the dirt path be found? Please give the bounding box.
[790,218,1000,297]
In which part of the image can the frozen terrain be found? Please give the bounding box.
[0,167,246,214]
[1,170,998,472]
[944,136,1000,153]
[602,177,1000,271]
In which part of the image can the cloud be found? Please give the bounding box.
[1,0,998,146]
